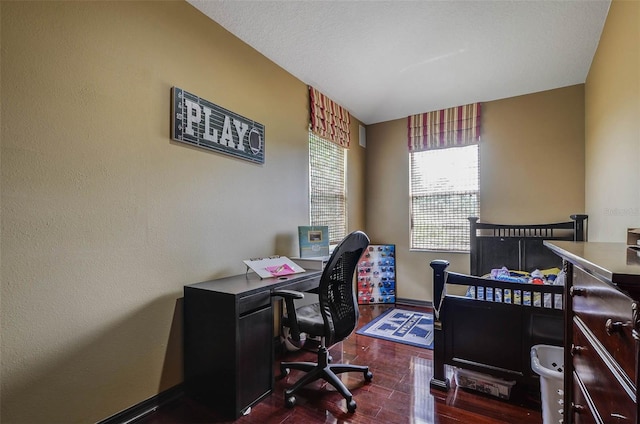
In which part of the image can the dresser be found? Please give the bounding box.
[544,241,640,424]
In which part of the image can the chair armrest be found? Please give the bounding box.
[271,290,304,342]
[271,289,305,300]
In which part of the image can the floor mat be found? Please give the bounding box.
[356,308,433,349]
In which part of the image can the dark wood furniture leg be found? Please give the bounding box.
[430,259,450,390]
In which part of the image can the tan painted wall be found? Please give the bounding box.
[585,0,640,242]
[366,85,586,302]
[0,2,365,423]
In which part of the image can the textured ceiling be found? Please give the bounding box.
[188,0,610,125]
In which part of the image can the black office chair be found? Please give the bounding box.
[272,230,372,413]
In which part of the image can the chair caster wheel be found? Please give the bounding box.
[347,399,357,413]
[365,371,373,382]
[285,395,296,408]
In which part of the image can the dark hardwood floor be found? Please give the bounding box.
[138,305,543,424]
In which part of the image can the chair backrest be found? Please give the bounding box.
[318,231,370,346]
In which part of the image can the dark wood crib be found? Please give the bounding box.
[429,214,588,393]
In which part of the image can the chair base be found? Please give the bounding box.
[280,345,373,413]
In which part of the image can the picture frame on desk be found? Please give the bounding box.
[298,226,330,258]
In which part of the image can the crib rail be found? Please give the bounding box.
[469,214,587,240]
[468,215,587,276]
[446,271,564,309]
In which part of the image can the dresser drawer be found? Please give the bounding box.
[572,371,598,424]
[572,322,636,423]
[571,267,636,380]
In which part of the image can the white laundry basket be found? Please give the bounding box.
[531,344,564,424]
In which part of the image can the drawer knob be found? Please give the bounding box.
[572,403,585,413]
[570,344,586,356]
[569,286,585,297]
[605,319,629,336]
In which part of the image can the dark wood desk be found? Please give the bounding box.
[183,270,322,419]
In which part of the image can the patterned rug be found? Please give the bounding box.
[356,308,433,349]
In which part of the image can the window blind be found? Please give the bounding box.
[410,144,479,251]
[309,132,347,244]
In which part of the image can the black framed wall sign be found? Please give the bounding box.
[171,87,265,164]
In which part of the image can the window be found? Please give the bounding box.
[309,131,347,244]
[410,144,479,251]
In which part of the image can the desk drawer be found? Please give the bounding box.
[571,267,635,380]
[277,277,319,293]
[572,321,636,423]
[239,291,271,315]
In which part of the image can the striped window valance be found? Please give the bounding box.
[407,103,481,152]
[309,86,351,148]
